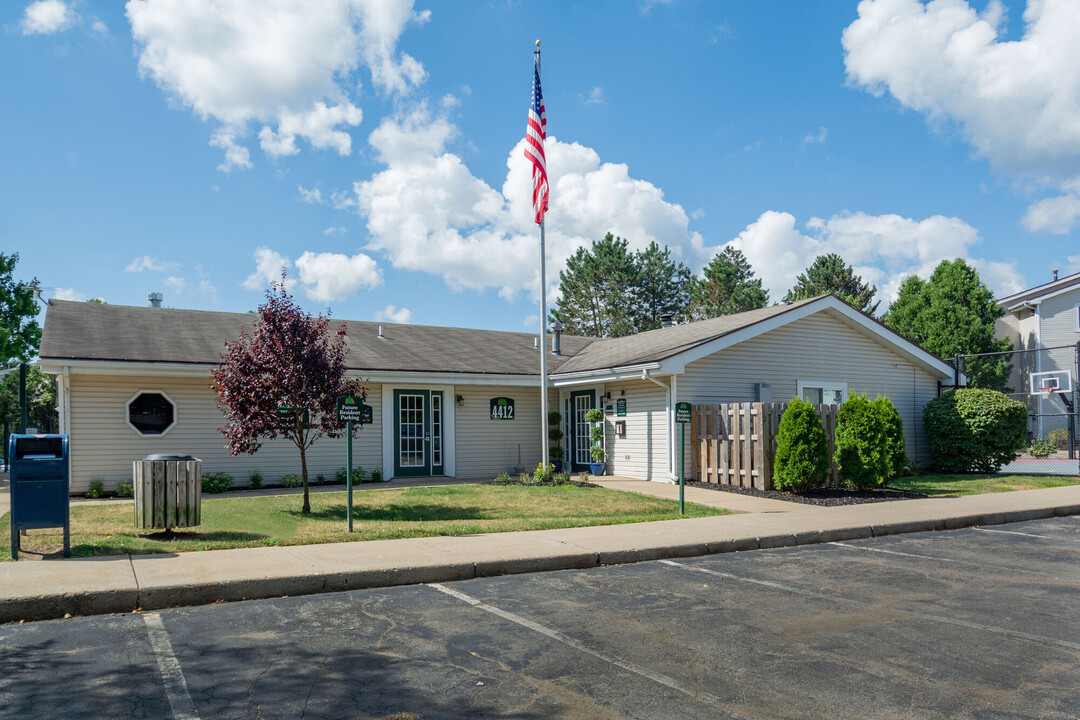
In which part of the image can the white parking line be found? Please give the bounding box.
[660,560,1080,652]
[829,541,964,563]
[143,613,201,720]
[972,527,1080,542]
[429,583,747,714]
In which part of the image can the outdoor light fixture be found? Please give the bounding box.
[456,394,464,407]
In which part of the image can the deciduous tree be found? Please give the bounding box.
[211,272,361,513]
[685,247,768,321]
[785,253,878,313]
[0,252,41,366]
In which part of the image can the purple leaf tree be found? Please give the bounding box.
[211,271,363,513]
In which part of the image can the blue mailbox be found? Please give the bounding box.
[8,434,70,560]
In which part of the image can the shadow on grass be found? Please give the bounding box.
[137,530,270,542]
[289,503,488,523]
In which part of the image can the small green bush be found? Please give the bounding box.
[550,445,564,460]
[534,462,554,483]
[315,473,327,485]
[369,467,383,483]
[495,472,511,484]
[577,472,589,484]
[87,479,104,499]
[520,473,535,485]
[553,472,571,485]
[1028,439,1057,458]
[281,473,303,488]
[115,480,134,498]
[1047,428,1069,450]
[584,408,604,424]
[773,397,831,492]
[202,472,233,494]
[924,388,1027,473]
[336,466,365,483]
[835,395,888,489]
[590,445,607,462]
[248,470,263,490]
[873,396,907,481]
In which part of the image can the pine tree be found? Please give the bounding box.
[883,259,1011,390]
[685,247,768,321]
[551,233,639,338]
[784,253,878,313]
[633,241,691,332]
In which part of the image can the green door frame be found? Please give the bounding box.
[393,389,444,477]
[568,390,595,473]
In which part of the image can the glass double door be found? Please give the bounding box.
[394,390,444,477]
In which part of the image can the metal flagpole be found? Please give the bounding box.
[535,41,550,469]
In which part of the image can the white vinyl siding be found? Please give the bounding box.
[603,379,670,482]
[1038,289,1080,350]
[452,385,553,478]
[65,374,382,493]
[677,309,939,465]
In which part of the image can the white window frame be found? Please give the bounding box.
[1074,303,1079,332]
[125,389,178,437]
[796,381,848,406]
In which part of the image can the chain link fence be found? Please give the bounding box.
[955,344,1079,476]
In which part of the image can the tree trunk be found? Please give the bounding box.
[299,443,311,514]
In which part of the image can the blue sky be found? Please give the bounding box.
[3,0,1078,333]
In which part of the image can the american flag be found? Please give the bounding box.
[525,60,548,225]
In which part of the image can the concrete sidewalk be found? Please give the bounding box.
[2,482,1079,623]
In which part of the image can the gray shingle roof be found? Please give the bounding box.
[39,296,843,377]
[39,300,593,375]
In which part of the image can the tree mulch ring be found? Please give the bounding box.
[684,480,928,506]
[480,479,597,488]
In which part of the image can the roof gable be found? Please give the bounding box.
[998,270,1080,309]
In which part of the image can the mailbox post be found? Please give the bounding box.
[8,434,70,560]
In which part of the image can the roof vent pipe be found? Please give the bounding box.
[1053,268,1059,281]
[533,337,539,349]
[148,292,163,308]
[660,313,675,328]
[377,325,385,339]
[551,320,562,355]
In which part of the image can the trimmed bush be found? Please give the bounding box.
[115,480,134,498]
[1028,439,1056,458]
[923,388,1027,473]
[835,395,888,489]
[87,479,104,499]
[248,470,263,490]
[772,397,831,492]
[873,396,907,481]
[202,472,233,494]
[281,473,303,488]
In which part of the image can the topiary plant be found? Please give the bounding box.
[923,388,1027,473]
[873,396,907,482]
[773,397,831,492]
[835,395,888,489]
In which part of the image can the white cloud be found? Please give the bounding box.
[242,247,293,291]
[580,87,605,106]
[164,276,186,293]
[375,304,412,324]
[90,19,107,35]
[52,287,85,301]
[802,126,827,145]
[718,210,1023,305]
[295,251,382,303]
[350,105,702,301]
[125,255,175,273]
[523,313,539,327]
[198,279,218,302]
[297,185,324,204]
[1022,179,1080,234]
[1067,254,1080,274]
[323,226,347,236]
[842,0,1080,229]
[126,0,428,170]
[21,0,77,35]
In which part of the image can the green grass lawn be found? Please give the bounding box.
[888,474,1080,497]
[0,484,728,560]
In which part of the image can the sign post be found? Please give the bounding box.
[675,402,692,516]
[336,395,369,532]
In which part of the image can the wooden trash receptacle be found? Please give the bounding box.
[133,454,202,530]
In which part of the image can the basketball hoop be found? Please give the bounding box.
[1038,386,1057,397]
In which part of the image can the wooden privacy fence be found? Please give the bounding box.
[690,402,840,490]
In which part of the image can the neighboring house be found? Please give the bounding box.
[996,270,1080,439]
[37,294,955,493]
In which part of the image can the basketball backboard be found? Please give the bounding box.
[1030,370,1073,396]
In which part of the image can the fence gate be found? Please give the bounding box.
[955,343,1080,475]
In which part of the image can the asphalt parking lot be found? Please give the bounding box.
[1,516,1078,719]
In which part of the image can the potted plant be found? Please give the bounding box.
[548,411,564,472]
[585,407,606,476]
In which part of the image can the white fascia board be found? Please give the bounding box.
[661,296,956,379]
[998,276,1080,307]
[549,363,664,387]
[359,371,544,386]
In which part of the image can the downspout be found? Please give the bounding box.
[1035,302,1044,439]
[641,369,676,482]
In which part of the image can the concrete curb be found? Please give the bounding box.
[3,496,1078,624]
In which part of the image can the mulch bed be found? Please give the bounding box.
[480,479,597,488]
[684,480,928,506]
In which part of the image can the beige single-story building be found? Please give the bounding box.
[38,294,956,493]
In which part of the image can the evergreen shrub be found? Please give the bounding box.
[873,396,907,481]
[835,395,888,489]
[923,388,1027,473]
[772,397,831,492]
[202,472,233,494]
